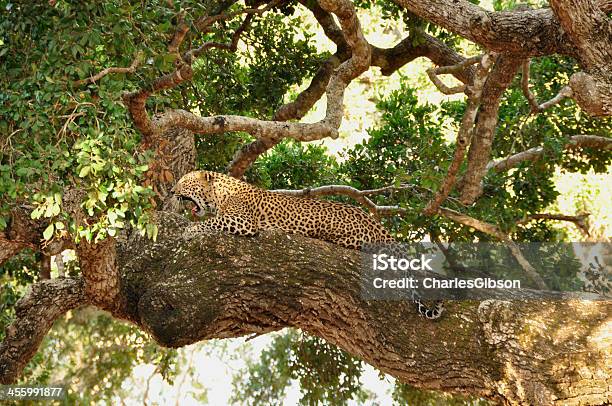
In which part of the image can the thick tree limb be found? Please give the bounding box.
[0,278,87,384]
[549,0,612,117]
[549,0,612,69]
[389,0,612,117]
[154,110,339,140]
[2,212,609,405]
[316,0,370,128]
[391,0,612,57]
[0,207,44,267]
[459,55,523,205]
[117,214,608,405]
[76,238,124,313]
[0,234,34,267]
[486,134,612,172]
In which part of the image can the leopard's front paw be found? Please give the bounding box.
[182,223,217,240]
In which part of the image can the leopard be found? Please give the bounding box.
[171,170,444,319]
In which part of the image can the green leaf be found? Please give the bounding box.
[31,207,43,219]
[152,224,158,242]
[50,203,61,216]
[42,223,54,241]
[79,166,91,177]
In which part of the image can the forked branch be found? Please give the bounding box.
[521,62,574,114]
[422,53,495,215]
[426,55,482,95]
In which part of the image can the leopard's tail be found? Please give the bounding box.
[414,298,444,320]
[371,237,445,320]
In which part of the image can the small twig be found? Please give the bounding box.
[73,52,143,87]
[188,15,253,61]
[55,102,95,140]
[194,0,283,33]
[521,60,540,113]
[537,85,573,111]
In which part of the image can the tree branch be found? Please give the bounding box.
[2,212,608,404]
[193,0,283,34]
[549,0,612,117]
[76,238,124,313]
[521,60,540,113]
[426,55,482,95]
[459,55,523,204]
[518,212,591,236]
[549,0,612,69]
[0,278,87,384]
[391,0,612,57]
[187,14,253,61]
[273,185,381,217]
[73,53,143,87]
[422,53,495,215]
[114,214,609,404]
[521,61,574,114]
[0,207,44,267]
[228,21,478,178]
[372,31,475,82]
[486,134,612,172]
[122,2,270,139]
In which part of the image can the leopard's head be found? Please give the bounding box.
[171,171,217,217]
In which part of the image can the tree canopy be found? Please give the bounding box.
[0,0,610,404]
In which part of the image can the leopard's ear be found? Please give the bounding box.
[197,171,214,183]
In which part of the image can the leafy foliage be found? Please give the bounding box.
[231,330,371,406]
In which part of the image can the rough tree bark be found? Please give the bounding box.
[116,214,612,405]
[3,213,607,405]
